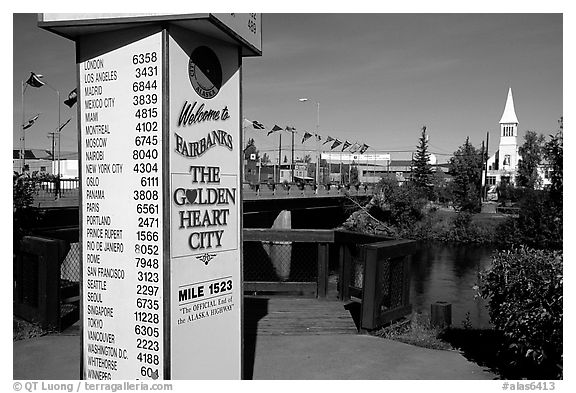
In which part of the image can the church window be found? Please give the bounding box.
[503,154,510,166]
[487,176,496,185]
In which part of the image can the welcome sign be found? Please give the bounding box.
[40,13,260,380]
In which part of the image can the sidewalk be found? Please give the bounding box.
[14,327,496,380]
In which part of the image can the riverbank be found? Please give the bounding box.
[341,203,509,244]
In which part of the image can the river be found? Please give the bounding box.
[410,241,498,329]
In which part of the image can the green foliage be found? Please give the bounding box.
[449,137,483,212]
[479,247,562,377]
[13,173,42,250]
[376,178,427,235]
[517,131,546,189]
[349,164,359,186]
[412,126,433,191]
[544,118,563,211]
[495,189,562,250]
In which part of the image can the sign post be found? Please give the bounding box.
[40,13,261,380]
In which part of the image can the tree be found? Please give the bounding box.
[412,126,432,191]
[517,131,546,189]
[449,137,483,212]
[545,117,563,209]
[261,152,271,165]
[243,138,259,160]
[350,162,359,186]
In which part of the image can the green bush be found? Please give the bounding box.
[495,189,562,250]
[479,247,563,377]
[13,173,42,250]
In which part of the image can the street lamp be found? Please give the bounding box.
[298,98,321,186]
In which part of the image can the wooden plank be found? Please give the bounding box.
[317,243,328,298]
[244,281,316,294]
[243,228,335,243]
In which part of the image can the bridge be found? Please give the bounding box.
[29,178,377,210]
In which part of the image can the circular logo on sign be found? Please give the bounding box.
[188,46,222,99]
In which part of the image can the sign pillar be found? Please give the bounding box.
[39,13,261,380]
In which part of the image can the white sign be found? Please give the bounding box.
[321,152,391,163]
[168,30,242,379]
[80,32,164,380]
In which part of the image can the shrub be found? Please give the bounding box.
[479,247,563,377]
[13,173,42,250]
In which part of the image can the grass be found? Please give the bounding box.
[372,312,452,351]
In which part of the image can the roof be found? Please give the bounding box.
[499,87,519,124]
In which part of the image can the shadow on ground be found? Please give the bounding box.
[243,297,269,380]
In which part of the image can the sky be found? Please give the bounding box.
[11,11,563,165]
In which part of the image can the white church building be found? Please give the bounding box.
[485,87,521,190]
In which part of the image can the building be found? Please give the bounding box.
[13,149,79,178]
[485,88,520,188]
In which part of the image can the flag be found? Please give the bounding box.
[64,88,77,107]
[301,131,313,144]
[330,139,342,150]
[341,141,352,151]
[315,134,322,141]
[59,118,72,132]
[267,125,283,136]
[23,114,40,130]
[25,72,44,88]
[349,142,360,154]
[252,120,265,129]
[285,126,296,133]
[359,144,369,154]
[323,136,334,145]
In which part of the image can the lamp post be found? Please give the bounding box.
[298,97,321,186]
[43,82,61,179]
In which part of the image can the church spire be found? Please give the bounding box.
[499,87,519,124]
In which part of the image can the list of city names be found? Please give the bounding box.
[80,32,164,380]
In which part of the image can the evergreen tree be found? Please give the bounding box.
[517,130,546,189]
[412,126,432,191]
[449,137,483,212]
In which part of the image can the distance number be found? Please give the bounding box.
[138,217,159,228]
[134,311,160,324]
[133,94,158,106]
[132,52,157,65]
[135,108,157,119]
[136,285,159,297]
[134,163,158,173]
[133,149,158,160]
[135,121,158,132]
[141,176,159,187]
[209,280,233,295]
[133,80,157,92]
[135,243,159,255]
[136,338,159,352]
[135,66,158,78]
[136,257,159,269]
[136,203,159,214]
[135,135,158,146]
[136,230,159,242]
[137,271,159,283]
[137,352,159,366]
[135,324,159,338]
[133,190,158,201]
[140,366,159,379]
[136,298,159,310]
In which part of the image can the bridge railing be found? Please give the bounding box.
[242,182,375,199]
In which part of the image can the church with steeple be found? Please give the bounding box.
[485,87,520,190]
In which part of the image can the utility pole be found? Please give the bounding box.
[277,132,282,183]
[480,140,485,204]
[484,131,490,201]
[48,132,56,169]
[291,128,295,183]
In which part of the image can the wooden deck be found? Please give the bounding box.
[244,296,358,336]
